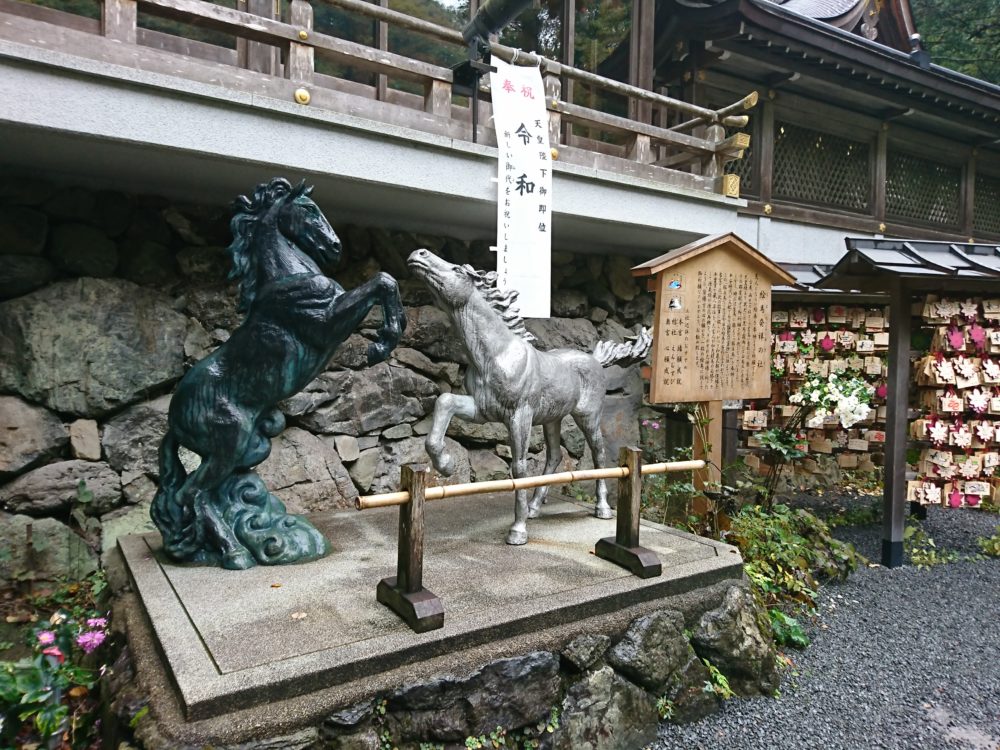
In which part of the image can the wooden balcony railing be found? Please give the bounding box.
[0,0,757,197]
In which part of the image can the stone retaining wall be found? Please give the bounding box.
[109,579,776,750]
[0,177,658,583]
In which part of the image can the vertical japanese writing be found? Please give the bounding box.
[490,57,552,318]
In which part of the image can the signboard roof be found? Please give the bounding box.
[631,232,796,285]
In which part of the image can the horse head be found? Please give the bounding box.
[229,178,341,311]
[407,248,481,310]
[275,182,341,269]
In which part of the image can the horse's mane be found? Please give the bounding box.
[460,265,537,343]
[228,177,311,312]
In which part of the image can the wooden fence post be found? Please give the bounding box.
[594,447,662,578]
[376,464,445,632]
[237,0,280,75]
[102,0,137,43]
[544,68,562,151]
[287,0,314,84]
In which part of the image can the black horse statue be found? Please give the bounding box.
[151,178,407,569]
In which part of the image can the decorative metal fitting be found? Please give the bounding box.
[878,222,886,232]
[294,88,311,105]
[763,203,773,215]
[298,29,308,40]
[550,148,559,161]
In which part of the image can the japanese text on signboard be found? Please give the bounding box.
[490,57,551,318]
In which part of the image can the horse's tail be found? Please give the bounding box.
[150,431,198,560]
[592,326,653,368]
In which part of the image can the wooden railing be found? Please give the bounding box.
[0,0,756,196]
[356,447,704,632]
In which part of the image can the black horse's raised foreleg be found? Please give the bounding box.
[326,271,406,365]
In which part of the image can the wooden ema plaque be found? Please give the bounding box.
[633,233,795,404]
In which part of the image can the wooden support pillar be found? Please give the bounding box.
[238,0,280,75]
[376,464,445,632]
[721,406,739,483]
[376,0,389,101]
[595,447,662,578]
[544,71,562,148]
[962,151,976,238]
[560,0,576,143]
[287,0,314,84]
[873,124,887,229]
[882,280,911,568]
[757,99,774,207]
[102,0,137,43]
[693,401,723,491]
[424,79,451,116]
[628,0,654,124]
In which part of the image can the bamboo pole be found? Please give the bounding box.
[356,459,705,510]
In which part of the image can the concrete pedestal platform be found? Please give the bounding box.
[120,493,743,726]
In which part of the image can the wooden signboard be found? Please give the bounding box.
[632,233,796,404]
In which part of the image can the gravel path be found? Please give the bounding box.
[654,504,1000,750]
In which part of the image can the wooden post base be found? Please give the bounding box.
[376,576,445,633]
[595,537,662,579]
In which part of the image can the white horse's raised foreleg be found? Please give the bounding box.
[506,405,534,545]
[528,420,562,518]
[425,392,478,476]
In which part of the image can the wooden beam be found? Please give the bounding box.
[628,0,654,124]
[873,124,887,227]
[962,152,976,238]
[376,0,388,101]
[881,279,910,568]
[758,98,774,205]
[560,0,575,144]
[241,0,279,75]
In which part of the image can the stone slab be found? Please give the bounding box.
[120,493,742,721]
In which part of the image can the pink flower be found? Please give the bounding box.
[86,617,108,629]
[650,421,660,430]
[36,630,56,646]
[76,630,106,654]
[42,646,65,664]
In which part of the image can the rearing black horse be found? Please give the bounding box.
[151,178,406,569]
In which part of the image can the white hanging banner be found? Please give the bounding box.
[489,56,551,319]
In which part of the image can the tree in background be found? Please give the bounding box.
[910,0,1000,84]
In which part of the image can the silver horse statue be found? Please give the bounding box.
[407,248,651,545]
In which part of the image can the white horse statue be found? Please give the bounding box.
[407,248,650,545]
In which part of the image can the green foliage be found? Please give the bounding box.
[977,527,1000,557]
[769,609,810,649]
[655,696,675,720]
[756,427,807,462]
[1,607,111,748]
[826,499,882,529]
[700,658,734,700]
[129,704,150,729]
[726,504,862,612]
[910,0,1000,83]
[903,523,958,569]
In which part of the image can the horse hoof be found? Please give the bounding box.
[367,342,389,366]
[595,506,614,520]
[527,505,541,519]
[223,549,256,570]
[435,453,456,476]
[506,529,528,545]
